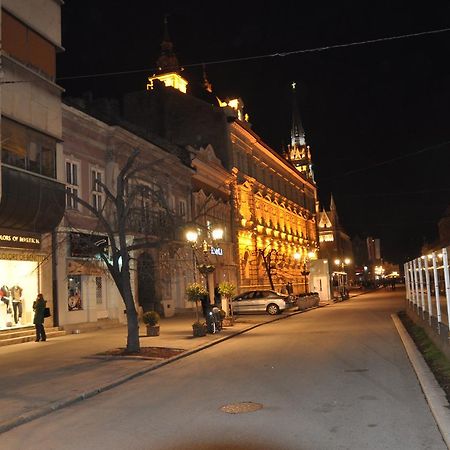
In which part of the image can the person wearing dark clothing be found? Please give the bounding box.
[214,285,221,306]
[200,293,210,319]
[33,293,47,342]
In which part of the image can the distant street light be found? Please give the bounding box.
[334,257,351,299]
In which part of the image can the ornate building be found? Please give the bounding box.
[123,21,318,296]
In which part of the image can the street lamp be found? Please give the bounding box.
[334,258,351,299]
[294,250,317,294]
[185,225,224,304]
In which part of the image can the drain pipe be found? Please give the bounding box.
[52,230,59,327]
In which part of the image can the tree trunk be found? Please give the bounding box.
[121,266,140,353]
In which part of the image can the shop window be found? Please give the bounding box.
[95,277,103,304]
[91,168,104,211]
[1,118,56,177]
[66,160,80,210]
[68,276,82,311]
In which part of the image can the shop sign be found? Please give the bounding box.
[0,230,41,250]
[210,246,223,256]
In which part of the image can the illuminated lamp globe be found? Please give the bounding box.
[212,227,224,241]
[186,230,198,243]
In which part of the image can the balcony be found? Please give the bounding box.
[0,165,65,232]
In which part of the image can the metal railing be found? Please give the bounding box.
[405,246,450,331]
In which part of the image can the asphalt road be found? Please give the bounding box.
[2,289,446,450]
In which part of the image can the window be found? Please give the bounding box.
[66,160,80,210]
[2,118,56,177]
[91,168,105,211]
[178,199,187,218]
[95,277,103,304]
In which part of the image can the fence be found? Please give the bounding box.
[404,246,450,358]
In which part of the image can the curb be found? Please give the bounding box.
[392,313,450,449]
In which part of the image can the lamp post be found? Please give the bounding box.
[185,225,224,305]
[294,250,316,294]
[334,258,351,299]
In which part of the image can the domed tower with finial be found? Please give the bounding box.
[285,82,314,181]
[146,15,188,94]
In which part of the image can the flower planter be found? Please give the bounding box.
[146,325,160,336]
[222,317,234,327]
[192,322,207,337]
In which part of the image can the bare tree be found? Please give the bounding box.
[66,149,183,353]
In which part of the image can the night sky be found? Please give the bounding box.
[57,1,450,264]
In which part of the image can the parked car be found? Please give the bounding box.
[231,290,296,315]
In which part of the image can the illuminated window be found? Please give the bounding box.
[2,118,56,177]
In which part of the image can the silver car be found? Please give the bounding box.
[231,290,295,315]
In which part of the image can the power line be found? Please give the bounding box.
[322,140,450,181]
[56,27,450,82]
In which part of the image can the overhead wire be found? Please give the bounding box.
[55,26,450,82]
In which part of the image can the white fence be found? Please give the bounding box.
[405,247,450,331]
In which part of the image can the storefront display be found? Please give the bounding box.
[0,260,38,329]
[68,275,82,311]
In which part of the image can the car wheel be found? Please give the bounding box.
[266,303,280,315]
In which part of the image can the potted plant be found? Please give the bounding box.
[142,311,160,336]
[186,282,209,337]
[192,320,207,337]
[218,281,236,325]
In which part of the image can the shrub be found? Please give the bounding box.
[142,311,160,326]
[218,281,236,298]
[186,282,208,302]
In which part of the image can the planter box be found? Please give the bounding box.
[296,294,320,310]
[192,323,207,337]
[146,325,160,336]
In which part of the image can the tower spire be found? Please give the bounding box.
[146,15,188,94]
[291,81,305,147]
[156,15,180,74]
[285,82,314,181]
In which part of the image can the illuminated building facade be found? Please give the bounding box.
[230,120,318,293]
[123,23,318,296]
[317,194,354,289]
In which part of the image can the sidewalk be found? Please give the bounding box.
[0,307,314,433]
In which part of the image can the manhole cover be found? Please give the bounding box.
[220,402,263,414]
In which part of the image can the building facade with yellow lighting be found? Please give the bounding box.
[122,20,318,296]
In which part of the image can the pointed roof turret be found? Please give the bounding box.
[146,15,188,94]
[156,15,180,74]
[202,64,213,93]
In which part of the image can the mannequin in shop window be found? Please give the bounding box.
[10,285,23,324]
[0,286,12,320]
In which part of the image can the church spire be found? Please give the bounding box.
[291,82,306,147]
[146,15,188,94]
[285,82,314,181]
[156,15,180,74]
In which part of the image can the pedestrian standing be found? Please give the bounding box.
[33,293,47,342]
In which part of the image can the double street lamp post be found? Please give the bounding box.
[186,226,224,305]
[334,258,351,299]
[294,251,316,294]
